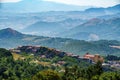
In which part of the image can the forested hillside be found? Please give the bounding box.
[0,47,120,80]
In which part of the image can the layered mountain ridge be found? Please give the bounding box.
[0,28,120,56]
[60,18,120,40]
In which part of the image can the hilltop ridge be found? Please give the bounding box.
[0,28,23,38]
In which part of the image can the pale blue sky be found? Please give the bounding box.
[0,0,120,7]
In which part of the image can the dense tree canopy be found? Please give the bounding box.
[0,48,12,58]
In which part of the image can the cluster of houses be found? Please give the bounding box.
[83,53,104,63]
[102,61,120,69]
[66,52,104,63]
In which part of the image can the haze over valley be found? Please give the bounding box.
[0,1,120,40]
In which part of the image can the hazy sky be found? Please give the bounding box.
[0,0,21,3]
[44,0,120,7]
[0,0,120,7]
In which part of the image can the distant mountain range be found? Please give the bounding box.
[0,0,120,14]
[0,28,120,56]
[0,0,90,13]
[85,4,120,15]
[23,18,85,36]
[0,4,120,41]
[60,18,120,40]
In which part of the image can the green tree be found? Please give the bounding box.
[0,48,12,58]
[99,72,120,80]
[33,70,62,80]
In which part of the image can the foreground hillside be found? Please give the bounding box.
[0,28,120,56]
[0,47,120,80]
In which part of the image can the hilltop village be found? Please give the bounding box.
[10,45,120,69]
[10,46,103,62]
